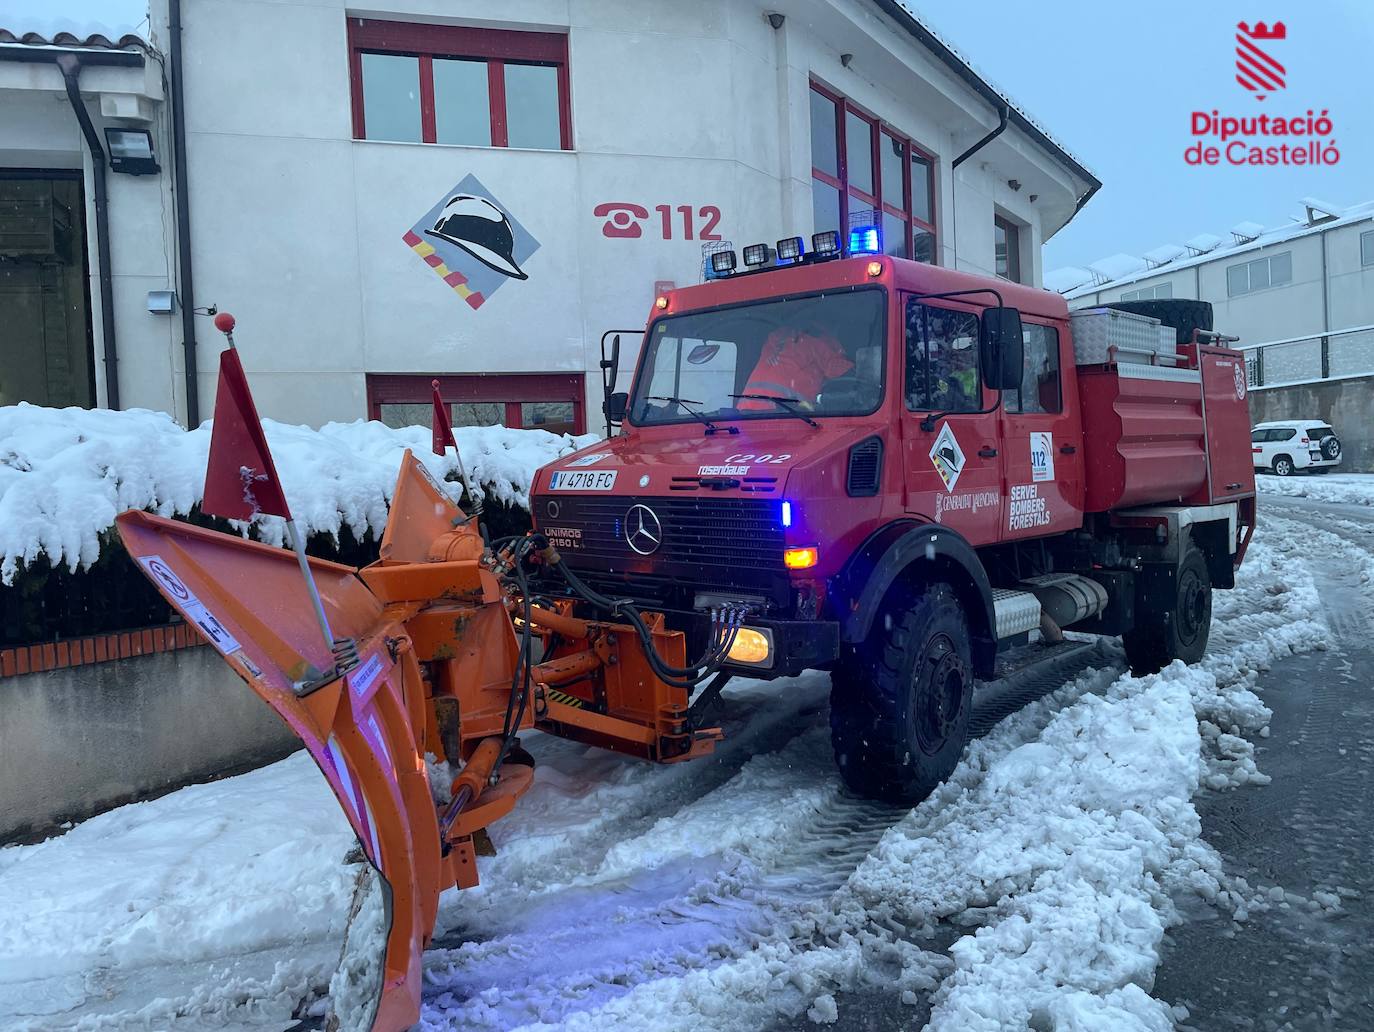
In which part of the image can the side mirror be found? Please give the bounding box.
[605,391,628,424]
[980,306,1024,391]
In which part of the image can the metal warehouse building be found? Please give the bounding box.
[1050,198,1374,469]
[0,0,1098,434]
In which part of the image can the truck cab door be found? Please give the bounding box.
[998,318,1084,540]
[899,296,1003,543]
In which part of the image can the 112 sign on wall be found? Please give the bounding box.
[595,202,722,240]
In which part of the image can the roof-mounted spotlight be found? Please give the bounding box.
[743,242,774,267]
[709,249,737,277]
[811,230,841,257]
[776,236,805,263]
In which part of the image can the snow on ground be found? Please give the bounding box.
[0,753,357,1030]
[1256,472,1374,507]
[0,521,1333,1030]
[0,403,597,584]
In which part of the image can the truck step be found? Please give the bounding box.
[990,637,1098,682]
[992,588,1041,639]
[972,639,1104,737]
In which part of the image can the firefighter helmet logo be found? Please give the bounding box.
[403,173,539,310]
[929,423,965,492]
[624,504,663,555]
[1236,21,1286,101]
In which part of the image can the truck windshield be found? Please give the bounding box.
[630,288,885,427]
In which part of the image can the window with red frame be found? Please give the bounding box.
[809,83,935,262]
[367,373,585,436]
[348,20,571,150]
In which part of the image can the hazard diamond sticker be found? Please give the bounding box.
[929,422,966,492]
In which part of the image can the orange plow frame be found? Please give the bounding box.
[115,451,724,1030]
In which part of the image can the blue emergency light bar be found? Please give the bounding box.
[848,224,882,255]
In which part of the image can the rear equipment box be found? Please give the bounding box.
[1070,308,1178,366]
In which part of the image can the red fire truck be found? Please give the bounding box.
[530,230,1256,803]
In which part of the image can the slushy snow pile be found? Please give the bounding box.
[1256,472,1374,508]
[0,403,596,584]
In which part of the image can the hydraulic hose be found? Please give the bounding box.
[556,561,743,688]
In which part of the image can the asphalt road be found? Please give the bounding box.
[1154,494,1374,1030]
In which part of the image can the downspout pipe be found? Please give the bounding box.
[947,102,1007,270]
[168,0,201,426]
[953,102,1008,169]
[55,53,120,410]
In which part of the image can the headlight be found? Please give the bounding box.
[726,627,773,667]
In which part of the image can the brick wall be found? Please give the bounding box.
[0,621,205,678]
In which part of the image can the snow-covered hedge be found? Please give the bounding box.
[0,404,597,585]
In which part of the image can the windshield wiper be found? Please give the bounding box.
[644,396,739,435]
[729,394,820,428]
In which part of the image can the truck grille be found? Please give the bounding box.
[537,495,788,603]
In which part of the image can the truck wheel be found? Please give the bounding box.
[1123,547,1212,675]
[830,583,973,803]
[1272,455,1294,476]
[1321,436,1341,460]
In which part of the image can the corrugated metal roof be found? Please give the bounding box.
[0,29,149,52]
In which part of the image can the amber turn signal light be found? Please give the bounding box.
[783,545,819,570]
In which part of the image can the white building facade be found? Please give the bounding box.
[1,1,1097,434]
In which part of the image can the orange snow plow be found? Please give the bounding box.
[116,450,736,1030]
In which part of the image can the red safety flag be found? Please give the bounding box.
[202,347,292,521]
[432,379,456,457]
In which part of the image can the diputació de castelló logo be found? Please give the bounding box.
[1186,19,1339,167]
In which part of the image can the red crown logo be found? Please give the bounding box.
[1236,20,1286,100]
[1237,20,1286,40]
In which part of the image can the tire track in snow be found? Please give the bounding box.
[417,648,1116,1030]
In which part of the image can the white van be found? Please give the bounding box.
[1251,420,1342,476]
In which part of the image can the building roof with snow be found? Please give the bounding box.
[1049,199,1374,298]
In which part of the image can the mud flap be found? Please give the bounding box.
[117,510,441,1031]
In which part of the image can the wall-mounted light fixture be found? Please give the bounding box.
[147,289,177,314]
[767,12,785,29]
[105,127,160,175]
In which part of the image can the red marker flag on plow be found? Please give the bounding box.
[202,343,291,521]
[431,378,456,457]
[200,312,353,691]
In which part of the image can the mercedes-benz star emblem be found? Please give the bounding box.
[624,503,662,555]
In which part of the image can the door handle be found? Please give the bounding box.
[978,447,998,458]
[1059,444,1077,455]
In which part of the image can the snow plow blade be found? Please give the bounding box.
[116,509,440,1031]
[114,450,729,1030]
